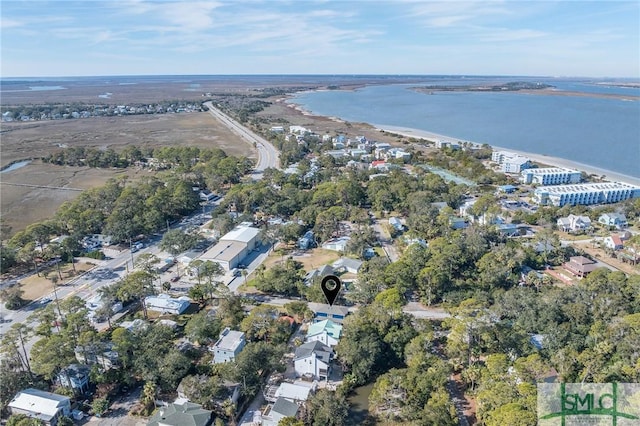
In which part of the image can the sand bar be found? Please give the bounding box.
[374,124,640,186]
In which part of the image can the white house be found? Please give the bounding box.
[273,382,314,404]
[388,216,404,232]
[598,213,628,229]
[9,389,71,426]
[211,328,246,364]
[557,215,592,233]
[144,294,191,315]
[332,258,363,274]
[322,236,350,252]
[294,340,333,381]
[305,319,343,347]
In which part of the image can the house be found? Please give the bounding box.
[119,318,148,332]
[557,215,592,233]
[8,388,71,426]
[305,319,343,347]
[604,235,624,250]
[273,382,314,404]
[322,236,350,252]
[298,230,315,250]
[294,341,333,381]
[308,303,350,324]
[598,213,628,229]
[563,256,598,278]
[210,328,246,364]
[270,126,285,133]
[199,190,218,202]
[147,401,213,426]
[144,294,191,315]
[304,264,334,285]
[332,258,363,274]
[75,344,119,370]
[57,364,90,393]
[261,397,299,426]
[497,184,517,194]
[435,140,460,150]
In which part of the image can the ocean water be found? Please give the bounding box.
[291,83,640,178]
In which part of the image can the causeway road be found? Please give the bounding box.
[203,101,280,179]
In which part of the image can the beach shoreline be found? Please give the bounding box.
[283,94,640,186]
[374,124,640,186]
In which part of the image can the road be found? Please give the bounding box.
[372,219,400,262]
[202,101,280,178]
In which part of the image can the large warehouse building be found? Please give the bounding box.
[200,224,261,271]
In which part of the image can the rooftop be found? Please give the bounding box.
[522,167,581,175]
[9,388,70,419]
[201,240,246,263]
[147,401,212,426]
[295,340,333,360]
[307,319,342,339]
[220,225,260,244]
[213,328,245,352]
[274,382,313,403]
[537,182,640,194]
[271,397,299,417]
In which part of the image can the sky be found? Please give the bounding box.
[1,1,639,78]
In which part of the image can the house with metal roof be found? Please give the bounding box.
[332,258,363,274]
[294,341,333,381]
[144,294,191,315]
[210,327,246,364]
[308,303,350,324]
[8,388,71,426]
[305,319,342,347]
[598,212,628,229]
[147,401,213,426]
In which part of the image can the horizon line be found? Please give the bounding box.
[1,73,639,80]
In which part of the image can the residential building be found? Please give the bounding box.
[177,376,240,406]
[604,235,624,250]
[534,182,640,207]
[497,184,518,194]
[57,364,90,393]
[75,343,119,370]
[211,328,246,364]
[304,264,334,285]
[294,341,333,381]
[598,213,628,229]
[491,151,532,173]
[435,140,460,150]
[308,303,350,324]
[332,258,363,274]
[261,397,299,426]
[557,215,592,233]
[289,125,308,135]
[298,230,315,250]
[321,236,350,252]
[8,389,71,426]
[200,224,260,271]
[269,126,285,133]
[520,167,582,185]
[305,319,343,347]
[144,294,191,315]
[147,401,213,426]
[273,382,314,404]
[563,256,598,278]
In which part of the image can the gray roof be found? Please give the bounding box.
[272,397,299,417]
[147,401,212,426]
[295,340,332,360]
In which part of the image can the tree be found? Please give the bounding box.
[302,389,349,426]
[160,229,200,257]
[116,271,155,319]
[6,414,45,426]
[140,381,157,416]
[278,417,304,426]
[185,311,222,345]
[1,285,26,310]
[91,397,110,416]
[1,323,33,377]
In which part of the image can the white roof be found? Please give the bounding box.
[220,225,260,244]
[144,294,191,313]
[274,382,313,402]
[214,328,245,351]
[9,388,70,419]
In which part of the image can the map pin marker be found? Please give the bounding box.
[321,275,342,307]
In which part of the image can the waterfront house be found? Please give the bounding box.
[305,319,343,347]
[261,397,299,426]
[294,341,334,381]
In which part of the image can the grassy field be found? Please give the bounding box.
[0,112,256,235]
[18,260,95,302]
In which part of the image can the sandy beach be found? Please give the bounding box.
[374,124,640,186]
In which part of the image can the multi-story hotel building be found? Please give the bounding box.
[520,167,583,185]
[533,182,640,206]
[491,151,532,174]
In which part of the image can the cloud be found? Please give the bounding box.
[0,18,24,29]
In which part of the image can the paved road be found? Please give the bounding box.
[202,101,280,178]
[372,219,400,262]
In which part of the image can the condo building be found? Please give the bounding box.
[520,167,582,185]
[533,182,640,207]
[491,151,532,174]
